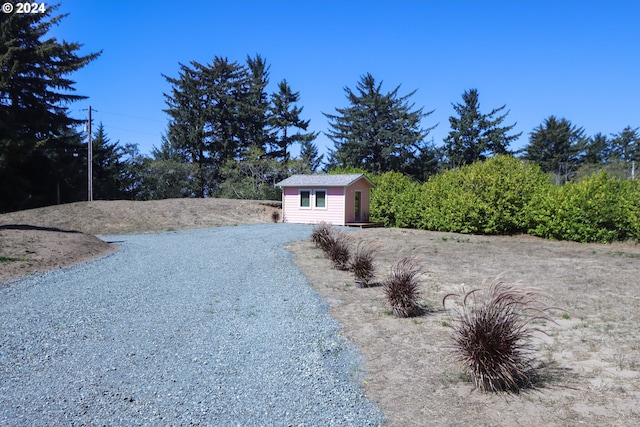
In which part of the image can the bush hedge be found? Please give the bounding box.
[525,171,640,243]
[367,155,639,244]
[370,171,421,228]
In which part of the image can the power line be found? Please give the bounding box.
[98,109,166,124]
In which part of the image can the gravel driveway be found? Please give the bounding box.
[0,224,382,426]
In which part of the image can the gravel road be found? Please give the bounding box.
[0,224,382,426]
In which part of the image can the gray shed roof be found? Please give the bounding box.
[275,173,375,188]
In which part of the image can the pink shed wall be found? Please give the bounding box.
[282,187,346,225]
[344,179,372,222]
[281,177,373,225]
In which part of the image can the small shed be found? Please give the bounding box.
[275,174,376,226]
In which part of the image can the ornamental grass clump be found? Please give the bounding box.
[325,230,353,270]
[383,257,423,317]
[348,241,379,288]
[311,221,333,251]
[442,280,556,393]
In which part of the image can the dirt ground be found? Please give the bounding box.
[0,199,281,283]
[0,224,116,283]
[2,199,640,425]
[289,228,640,426]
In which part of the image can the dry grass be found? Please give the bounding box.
[288,227,640,426]
[0,198,281,235]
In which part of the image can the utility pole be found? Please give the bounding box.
[87,106,93,201]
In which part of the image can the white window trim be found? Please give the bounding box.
[299,189,311,209]
[314,189,328,209]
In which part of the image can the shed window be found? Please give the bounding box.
[300,190,310,208]
[315,190,326,208]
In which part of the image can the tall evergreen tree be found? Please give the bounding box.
[0,4,101,211]
[298,140,323,173]
[610,126,639,163]
[583,132,610,165]
[268,79,317,163]
[324,73,435,177]
[242,55,271,153]
[522,116,586,182]
[443,89,520,168]
[25,126,86,208]
[163,56,274,197]
[218,146,281,200]
[119,142,150,200]
[91,123,126,200]
[404,140,442,182]
[163,61,211,197]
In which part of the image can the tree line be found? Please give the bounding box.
[1,6,638,213]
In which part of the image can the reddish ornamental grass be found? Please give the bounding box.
[311,221,333,251]
[443,280,557,393]
[383,257,423,318]
[348,240,379,287]
[325,230,352,270]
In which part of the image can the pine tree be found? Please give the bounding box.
[609,126,640,179]
[119,142,150,200]
[218,146,281,200]
[522,116,586,182]
[610,126,639,163]
[584,133,610,164]
[268,79,317,163]
[0,4,100,211]
[324,73,434,177]
[443,89,520,168]
[404,140,442,182]
[242,55,271,153]
[163,56,275,197]
[163,61,212,197]
[91,123,126,200]
[298,140,323,173]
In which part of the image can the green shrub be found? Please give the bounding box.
[418,171,485,233]
[620,178,640,241]
[366,155,639,243]
[526,171,637,243]
[418,156,551,235]
[370,171,421,228]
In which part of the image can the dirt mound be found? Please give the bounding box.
[0,225,116,283]
[0,198,281,235]
[0,198,281,283]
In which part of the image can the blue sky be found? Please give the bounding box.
[49,0,640,159]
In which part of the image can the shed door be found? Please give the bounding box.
[354,191,361,222]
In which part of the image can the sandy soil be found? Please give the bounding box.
[289,228,640,426]
[2,198,640,425]
[0,225,116,283]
